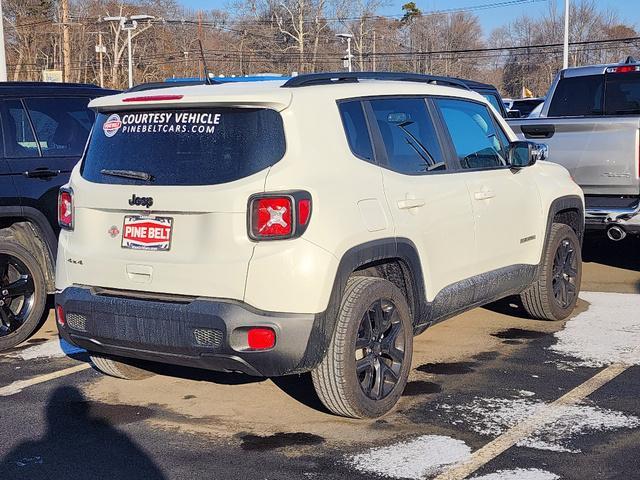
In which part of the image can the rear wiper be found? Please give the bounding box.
[100,169,155,182]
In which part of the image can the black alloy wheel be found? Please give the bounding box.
[0,254,36,337]
[551,237,579,309]
[355,298,406,401]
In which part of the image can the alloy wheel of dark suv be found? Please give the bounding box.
[0,242,47,351]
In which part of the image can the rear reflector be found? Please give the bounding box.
[122,95,184,102]
[298,199,312,226]
[247,328,276,350]
[55,305,66,326]
[606,65,640,74]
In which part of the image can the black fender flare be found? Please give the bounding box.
[292,237,427,373]
[542,195,585,251]
[0,206,58,287]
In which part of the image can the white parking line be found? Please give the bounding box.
[0,363,91,397]
[432,362,630,480]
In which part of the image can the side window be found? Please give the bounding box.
[548,75,604,117]
[339,100,373,161]
[1,100,39,158]
[369,97,445,174]
[482,93,504,116]
[435,98,508,170]
[24,97,94,157]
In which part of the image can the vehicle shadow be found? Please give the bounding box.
[139,362,266,385]
[482,295,532,319]
[271,373,330,413]
[582,234,640,272]
[0,386,166,480]
[137,363,327,412]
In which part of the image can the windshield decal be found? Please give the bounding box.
[103,114,122,137]
[113,112,221,135]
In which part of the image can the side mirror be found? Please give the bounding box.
[509,141,548,168]
[507,109,522,118]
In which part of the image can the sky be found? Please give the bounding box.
[177,0,640,35]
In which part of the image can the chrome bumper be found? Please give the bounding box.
[585,200,640,231]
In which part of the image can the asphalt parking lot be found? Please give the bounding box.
[0,235,638,480]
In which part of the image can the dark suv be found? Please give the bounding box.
[0,82,118,350]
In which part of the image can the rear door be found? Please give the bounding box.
[1,96,94,233]
[434,97,542,273]
[364,96,477,301]
[0,157,19,212]
[65,107,285,299]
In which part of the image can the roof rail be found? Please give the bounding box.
[281,72,471,90]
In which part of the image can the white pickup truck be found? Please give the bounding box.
[509,58,640,241]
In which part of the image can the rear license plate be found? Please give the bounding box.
[122,216,173,251]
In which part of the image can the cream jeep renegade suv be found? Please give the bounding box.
[55,73,584,418]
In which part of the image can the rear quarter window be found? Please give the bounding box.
[81,108,286,186]
[548,75,604,117]
[339,101,373,161]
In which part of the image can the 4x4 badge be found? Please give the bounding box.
[108,225,120,238]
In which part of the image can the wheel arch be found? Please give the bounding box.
[293,237,427,373]
[0,206,57,292]
[543,195,585,255]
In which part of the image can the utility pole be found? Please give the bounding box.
[97,31,105,88]
[372,30,376,71]
[61,0,71,82]
[563,0,570,69]
[0,0,7,81]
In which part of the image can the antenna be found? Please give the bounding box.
[198,39,212,85]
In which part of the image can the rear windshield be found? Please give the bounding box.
[548,72,640,117]
[605,72,640,115]
[81,108,285,185]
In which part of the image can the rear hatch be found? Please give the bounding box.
[66,105,286,299]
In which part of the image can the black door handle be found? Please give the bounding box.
[520,124,555,139]
[24,168,61,179]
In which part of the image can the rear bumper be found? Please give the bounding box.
[55,286,318,377]
[585,198,640,234]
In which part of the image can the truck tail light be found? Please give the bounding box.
[58,188,74,230]
[606,65,640,74]
[248,191,312,240]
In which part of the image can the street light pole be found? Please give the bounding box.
[0,0,7,81]
[127,27,133,88]
[103,15,154,89]
[563,0,570,69]
[336,33,354,72]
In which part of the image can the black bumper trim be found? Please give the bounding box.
[56,286,317,377]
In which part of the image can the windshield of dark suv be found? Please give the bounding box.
[81,108,285,186]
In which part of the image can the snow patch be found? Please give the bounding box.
[550,292,640,367]
[8,339,84,360]
[347,435,471,479]
[437,397,640,453]
[517,390,536,397]
[471,468,559,480]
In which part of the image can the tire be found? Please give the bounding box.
[311,276,413,418]
[521,223,582,321]
[89,352,154,380]
[0,239,47,352]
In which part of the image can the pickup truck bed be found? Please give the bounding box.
[508,61,640,239]
[511,116,640,237]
